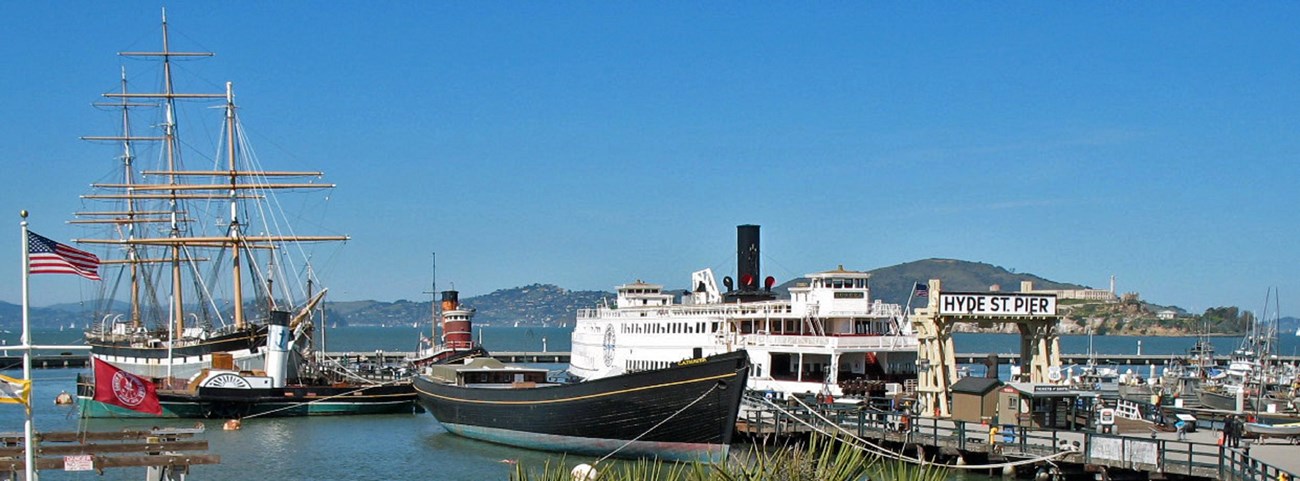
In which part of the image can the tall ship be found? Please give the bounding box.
[70,12,347,380]
[78,311,421,419]
[569,225,918,398]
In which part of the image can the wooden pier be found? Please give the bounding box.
[0,354,90,370]
[0,425,219,477]
[738,394,1299,481]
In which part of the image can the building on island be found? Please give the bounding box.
[1019,280,1118,303]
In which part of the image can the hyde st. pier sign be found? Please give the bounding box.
[938,292,1057,317]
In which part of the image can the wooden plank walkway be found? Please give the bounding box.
[738,395,1299,481]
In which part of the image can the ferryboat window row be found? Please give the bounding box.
[626,359,673,372]
[814,278,867,289]
[619,321,714,335]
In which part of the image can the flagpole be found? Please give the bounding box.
[19,210,35,481]
[899,282,917,333]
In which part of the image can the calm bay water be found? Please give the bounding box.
[2,327,1295,480]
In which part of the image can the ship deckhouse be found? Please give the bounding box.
[569,225,919,399]
[615,281,674,309]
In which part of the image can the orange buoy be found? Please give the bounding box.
[223,419,242,431]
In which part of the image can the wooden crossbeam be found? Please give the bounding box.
[0,441,207,457]
[0,430,197,444]
[0,454,221,471]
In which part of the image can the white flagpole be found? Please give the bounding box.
[19,210,35,481]
[898,282,917,333]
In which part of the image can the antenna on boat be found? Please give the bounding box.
[424,252,439,350]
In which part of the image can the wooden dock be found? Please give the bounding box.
[738,394,1299,481]
[0,425,219,476]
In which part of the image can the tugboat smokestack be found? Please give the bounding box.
[441,290,473,350]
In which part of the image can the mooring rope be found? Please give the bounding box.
[594,366,744,466]
[241,376,409,420]
[758,394,1071,470]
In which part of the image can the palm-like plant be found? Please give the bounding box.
[510,432,951,481]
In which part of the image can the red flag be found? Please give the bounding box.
[92,358,162,415]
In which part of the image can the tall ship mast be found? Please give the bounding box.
[73,11,347,379]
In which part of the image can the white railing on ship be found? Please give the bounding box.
[575,303,902,320]
[739,334,918,350]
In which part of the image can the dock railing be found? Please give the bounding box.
[739,391,1296,481]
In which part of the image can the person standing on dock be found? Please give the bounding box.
[1227,415,1242,448]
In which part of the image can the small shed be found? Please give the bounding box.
[997,382,1090,430]
[950,377,1003,424]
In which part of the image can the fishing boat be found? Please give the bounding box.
[1197,288,1299,414]
[78,311,421,418]
[1244,422,1300,443]
[569,225,917,399]
[69,12,347,380]
[414,350,750,462]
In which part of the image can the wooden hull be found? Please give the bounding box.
[76,374,420,418]
[414,350,750,462]
[86,325,270,379]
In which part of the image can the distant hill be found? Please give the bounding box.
[0,300,90,330]
[7,259,1283,335]
[321,284,613,328]
[863,258,1086,306]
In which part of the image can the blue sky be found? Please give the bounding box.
[2,3,1297,317]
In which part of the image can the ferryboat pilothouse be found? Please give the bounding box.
[569,225,919,399]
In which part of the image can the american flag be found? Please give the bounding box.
[27,231,101,280]
[914,282,928,297]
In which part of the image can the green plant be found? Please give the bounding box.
[509,432,949,481]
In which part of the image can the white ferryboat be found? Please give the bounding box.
[569,225,918,398]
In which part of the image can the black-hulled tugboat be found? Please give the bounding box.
[414,350,749,462]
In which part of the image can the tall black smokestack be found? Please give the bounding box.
[725,225,776,303]
[737,224,761,291]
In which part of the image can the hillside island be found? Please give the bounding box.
[8,259,1274,336]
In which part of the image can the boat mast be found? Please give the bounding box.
[160,9,187,337]
[425,252,440,349]
[76,9,350,336]
[118,69,142,327]
[224,81,248,329]
[76,67,158,328]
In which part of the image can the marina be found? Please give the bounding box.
[17,351,1300,371]
[735,393,1299,481]
[4,328,1300,480]
[2,6,1298,480]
